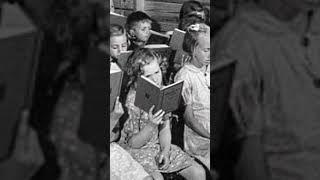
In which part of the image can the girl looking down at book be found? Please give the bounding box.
[174,23,210,169]
[119,48,206,180]
[109,24,128,62]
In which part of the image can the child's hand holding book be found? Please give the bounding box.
[147,105,165,127]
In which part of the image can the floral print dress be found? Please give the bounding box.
[119,89,195,174]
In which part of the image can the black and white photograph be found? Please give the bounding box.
[109,0,211,179]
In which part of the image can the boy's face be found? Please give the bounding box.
[193,34,210,68]
[110,34,128,59]
[142,59,163,87]
[131,21,152,42]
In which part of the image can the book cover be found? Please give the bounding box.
[110,12,127,27]
[134,76,183,113]
[110,63,123,111]
[0,27,42,160]
[169,28,186,50]
[117,50,133,70]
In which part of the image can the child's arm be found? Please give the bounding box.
[184,105,210,139]
[159,116,171,153]
[158,116,171,170]
[127,106,165,148]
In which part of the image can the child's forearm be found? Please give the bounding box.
[128,123,157,148]
[184,105,210,138]
[159,121,171,153]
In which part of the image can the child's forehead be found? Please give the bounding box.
[110,34,127,43]
[133,20,152,28]
[197,34,210,47]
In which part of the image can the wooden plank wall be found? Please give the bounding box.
[113,0,210,32]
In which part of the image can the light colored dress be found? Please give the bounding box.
[174,63,210,168]
[119,89,195,174]
[110,142,149,180]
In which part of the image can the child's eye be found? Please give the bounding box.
[203,48,210,52]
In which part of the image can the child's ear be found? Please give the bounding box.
[128,29,136,39]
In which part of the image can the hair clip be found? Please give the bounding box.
[187,24,200,32]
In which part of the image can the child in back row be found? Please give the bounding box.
[174,23,210,169]
[126,11,169,51]
[126,11,153,50]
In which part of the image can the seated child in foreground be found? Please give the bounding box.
[119,48,206,180]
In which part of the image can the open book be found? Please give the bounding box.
[0,5,42,159]
[110,12,127,27]
[169,28,186,50]
[117,50,133,70]
[110,63,123,111]
[147,30,171,45]
[135,76,183,113]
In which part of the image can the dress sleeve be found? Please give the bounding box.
[174,70,193,106]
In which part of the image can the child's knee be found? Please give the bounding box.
[190,163,206,178]
[143,175,154,180]
[150,172,164,180]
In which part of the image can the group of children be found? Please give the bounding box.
[108,1,210,180]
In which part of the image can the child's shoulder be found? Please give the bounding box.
[175,64,197,79]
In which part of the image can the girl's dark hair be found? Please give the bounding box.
[126,48,160,89]
[178,14,205,31]
[179,0,204,20]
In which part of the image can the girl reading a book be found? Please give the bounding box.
[109,24,128,62]
[174,23,210,169]
[119,48,206,180]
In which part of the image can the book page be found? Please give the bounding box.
[110,64,123,111]
[117,50,133,70]
[110,12,127,27]
[160,80,183,113]
[0,29,40,159]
